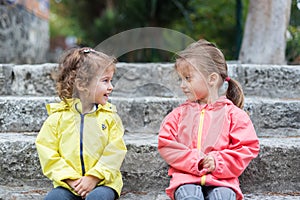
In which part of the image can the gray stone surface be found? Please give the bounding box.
[112,63,182,98]
[0,63,299,98]
[0,64,13,96]
[0,133,299,195]
[0,5,49,64]
[231,64,300,99]
[0,185,48,200]
[1,185,299,200]
[0,96,55,133]
[0,63,299,199]
[239,137,300,193]
[112,97,182,134]
[9,64,57,96]
[121,134,169,192]
[244,98,300,137]
[0,64,57,96]
[0,96,299,137]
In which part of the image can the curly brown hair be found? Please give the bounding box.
[175,39,244,109]
[55,47,117,104]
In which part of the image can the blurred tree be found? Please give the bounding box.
[171,0,248,60]
[49,0,84,39]
[50,0,247,61]
[286,0,300,64]
[85,0,191,61]
[50,0,191,61]
[239,0,292,64]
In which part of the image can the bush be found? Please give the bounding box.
[286,26,300,64]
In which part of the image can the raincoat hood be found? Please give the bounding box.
[46,98,117,115]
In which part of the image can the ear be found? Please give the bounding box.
[75,81,86,92]
[208,73,219,86]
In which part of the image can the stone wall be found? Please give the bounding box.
[0,2,49,64]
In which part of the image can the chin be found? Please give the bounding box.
[99,102,106,105]
[187,97,196,101]
[96,100,106,105]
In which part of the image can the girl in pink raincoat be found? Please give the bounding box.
[158,39,259,200]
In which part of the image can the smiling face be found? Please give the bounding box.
[87,65,115,106]
[77,64,115,113]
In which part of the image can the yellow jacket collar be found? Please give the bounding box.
[46,98,116,115]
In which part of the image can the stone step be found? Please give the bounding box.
[0,185,299,200]
[0,133,299,195]
[0,96,299,137]
[0,63,299,99]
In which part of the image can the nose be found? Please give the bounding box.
[108,81,114,90]
[180,79,187,89]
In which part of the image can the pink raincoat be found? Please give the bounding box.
[158,96,259,200]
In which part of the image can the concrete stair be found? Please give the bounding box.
[0,96,299,137]
[0,63,300,199]
[0,133,299,199]
[1,63,299,99]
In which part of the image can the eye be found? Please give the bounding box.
[185,76,191,81]
[102,78,109,83]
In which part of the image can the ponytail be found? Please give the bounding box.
[226,78,244,109]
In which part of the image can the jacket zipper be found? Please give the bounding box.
[197,109,205,150]
[80,114,86,176]
[198,109,206,185]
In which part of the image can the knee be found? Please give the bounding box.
[44,187,74,200]
[175,184,204,200]
[208,187,236,200]
[86,186,116,200]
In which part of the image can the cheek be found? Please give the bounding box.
[97,84,107,92]
[90,84,102,94]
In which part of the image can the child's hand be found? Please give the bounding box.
[199,155,215,173]
[65,179,80,191]
[74,175,101,198]
[202,155,215,172]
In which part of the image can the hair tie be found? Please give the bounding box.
[225,77,231,82]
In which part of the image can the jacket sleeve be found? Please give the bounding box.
[209,109,260,179]
[35,115,82,189]
[158,110,205,177]
[85,113,127,184]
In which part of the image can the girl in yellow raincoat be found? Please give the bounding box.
[36,47,127,200]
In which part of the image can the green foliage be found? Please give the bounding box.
[86,0,191,61]
[171,0,241,60]
[49,0,249,62]
[286,1,300,64]
[290,0,300,27]
[286,26,300,64]
[49,0,84,39]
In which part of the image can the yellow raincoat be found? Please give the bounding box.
[35,99,127,197]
